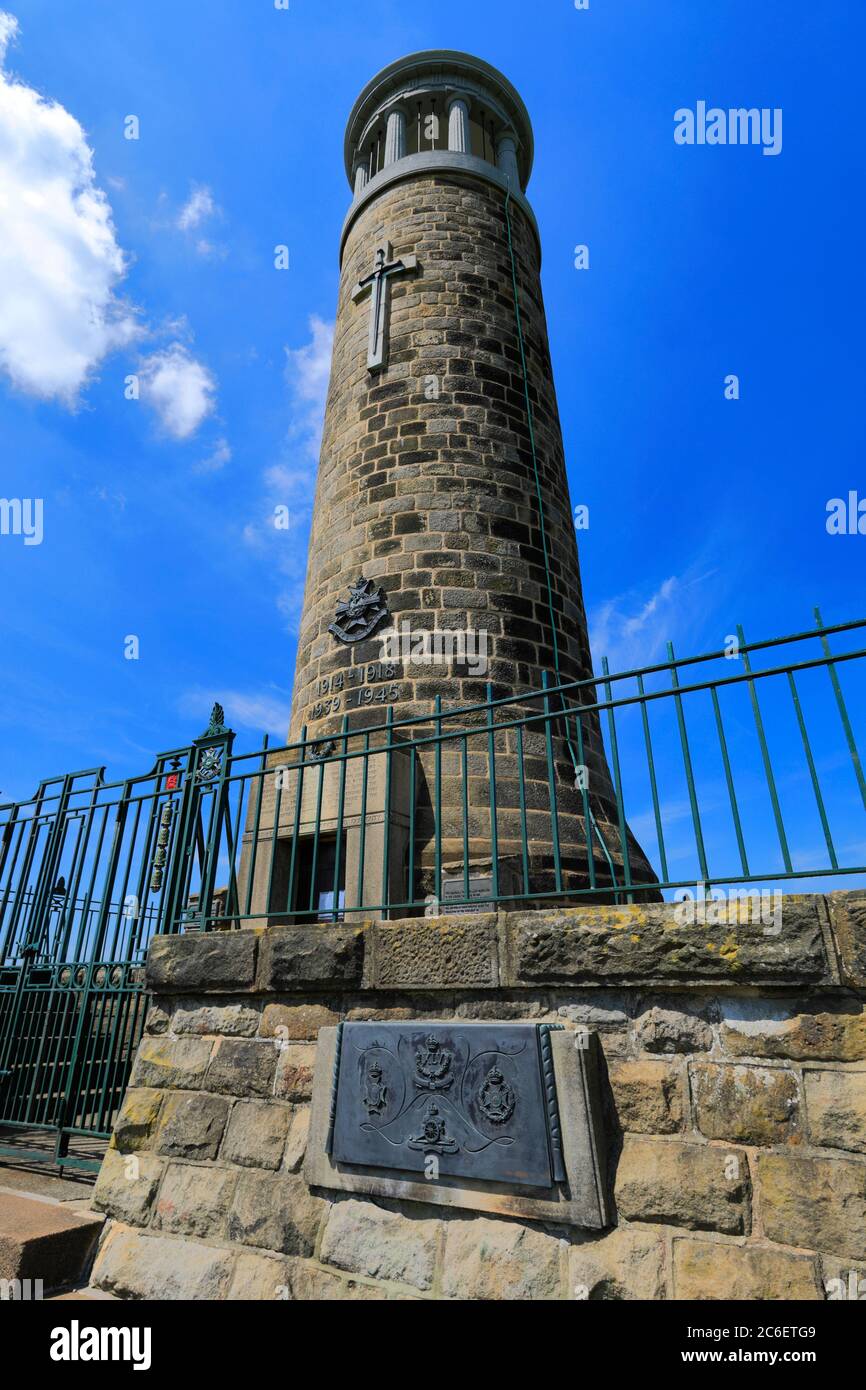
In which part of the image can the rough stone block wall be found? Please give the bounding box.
[88,891,866,1300]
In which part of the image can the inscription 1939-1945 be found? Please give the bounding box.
[326,1022,567,1190]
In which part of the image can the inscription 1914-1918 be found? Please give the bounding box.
[326,1022,567,1190]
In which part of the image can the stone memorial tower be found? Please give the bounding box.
[282,49,655,908]
[87,48,866,1310]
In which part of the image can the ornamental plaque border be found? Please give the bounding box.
[305,1023,610,1230]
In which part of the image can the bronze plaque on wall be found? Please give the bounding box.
[326,1022,567,1189]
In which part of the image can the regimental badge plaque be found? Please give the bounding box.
[326,1022,568,1189]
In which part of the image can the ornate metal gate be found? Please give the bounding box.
[0,709,234,1171]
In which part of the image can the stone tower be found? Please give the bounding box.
[285,49,655,908]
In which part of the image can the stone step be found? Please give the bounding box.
[0,1191,104,1294]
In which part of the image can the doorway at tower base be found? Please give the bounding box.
[236,733,661,927]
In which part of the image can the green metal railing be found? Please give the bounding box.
[0,611,864,1166]
[185,609,866,925]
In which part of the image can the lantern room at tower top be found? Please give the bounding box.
[343,49,535,216]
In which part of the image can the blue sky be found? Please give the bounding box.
[0,0,863,888]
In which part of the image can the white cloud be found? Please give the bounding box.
[240,316,334,628]
[241,316,333,590]
[178,687,292,738]
[0,10,18,61]
[193,237,226,261]
[195,436,231,474]
[177,183,216,232]
[590,568,718,673]
[284,314,334,462]
[0,10,138,401]
[139,343,216,440]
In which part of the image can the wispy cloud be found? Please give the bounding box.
[283,314,333,462]
[178,687,292,738]
[175,183,225,259]
[194,436,232,474]
[590,567,719,672]
[243,316,334,629]
[177,183,217,232]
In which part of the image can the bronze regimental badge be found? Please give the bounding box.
[328,577,390,644]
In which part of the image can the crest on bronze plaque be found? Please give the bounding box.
[328,576,389,644]
[408,1101,459,1154]
[477,1066,516,1125]
[414,1034,453,1091]
[362,1062,388,1117]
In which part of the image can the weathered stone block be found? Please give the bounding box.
[615,1137,750,1234]
[758,1152,866,1259]
[507,899,828,986]
[344,1003,417,1023]
[154,1091,229,1160]
[691,1063,800,1146]
[152,1163,237,1239]
[228,1171,325,1256]
[285,1259,388,1300]
[441,1215,562,1300]
[608,1059,684,1135]
[147,930,257,994]
[373,917,499,989]
[283,1107,310,1173]
[635,1005,713,1054]
[171,1000,260,1037]
[672,1239,821,1300]
[274,1044,316,1101]
[804,1070,866,1154]
[228,1251,293,1300]
[260,1002,340,1041]
[222,1101,291,1170]
[557,997,628,1027]
[256,925,364,991]
[320,1199,440,1291]
[720,998,866,1061]
[91,1224,236,1300]
[92,1148,164,1226]
[204,1038,277,1099]
[569,1226,666,1300]
[110,1087,163,1152]
[130,1036,213,1090]
[828,892,866,987]
[144,1003,169,1035]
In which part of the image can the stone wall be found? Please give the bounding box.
[88,891,866,1300]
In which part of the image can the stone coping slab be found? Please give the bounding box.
[144,893,863,995]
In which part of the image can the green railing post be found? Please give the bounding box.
[542,673,563,895]
[486,682,500,903]
[737,625,792,873]
[601,658,634,898]
[815,606,866,812]
[666,642,709,885]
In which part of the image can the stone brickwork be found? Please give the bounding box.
[88,890,866,1301]
[294,173,591,729]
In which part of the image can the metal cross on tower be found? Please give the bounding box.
[351,240,418,372]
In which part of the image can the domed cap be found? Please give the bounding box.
[344,49,534,194]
